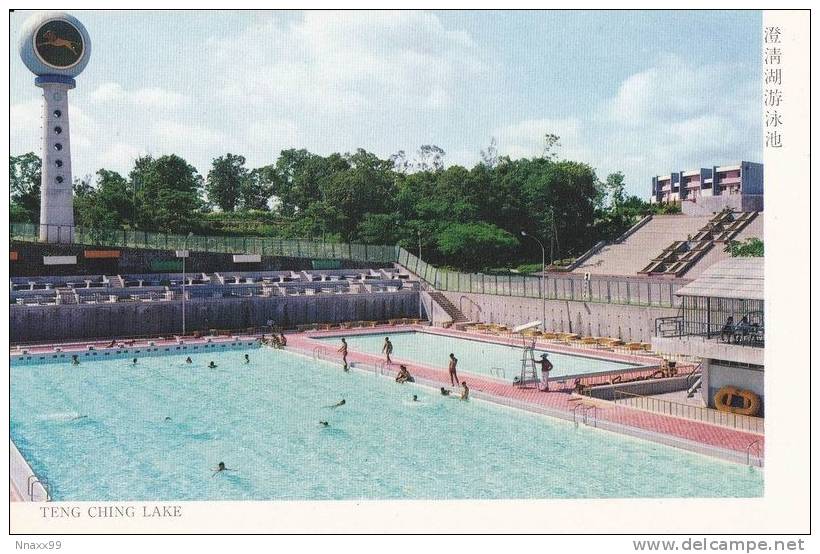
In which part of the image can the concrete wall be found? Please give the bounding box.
[441,291,678,343]
[10,291,420,343]
[681,194,764,216]
[10,241,381,277]
[702,360,764,415]
[420,291,453,326]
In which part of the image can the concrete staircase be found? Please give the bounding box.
[640,211,758,277]
[428,291,469,326]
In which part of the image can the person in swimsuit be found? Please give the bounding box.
[211,462,236,477]
[208,361,217,369]
[325,399,346,409]
[440,387,451,396]
[395,365,414,383]
[71,355,80,366]
[338,338,349,370]
[448,353,459,386]
[185,357,193,364]
[460,381,470,400]
[412,395,419,402]
[382,337,393,364]
[132,358,138,365]
[319,421,329,427]
[244,354,250,364]
[278,333,287,348]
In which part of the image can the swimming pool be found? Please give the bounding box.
[11,346,761,500]
[316,331,644,380]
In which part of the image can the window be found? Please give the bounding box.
[54,143,62,151]
[53,109,62,118]
[56,176,64,184]
[55,160,63,168]
[54,126,62,135]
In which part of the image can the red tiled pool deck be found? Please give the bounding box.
[287,325,765,464]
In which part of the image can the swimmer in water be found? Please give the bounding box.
[319,421,329,427]
[244,354,250,364]
[164,416,172,422]
[70,415,87,421]
[132,358,138,365]
[440,387,451,396]
[325,399,346,409]
[208,361,217,369]
[412,395,419,402]
[211,462,236,477]
[460,381,470,400]
[71,355,80,366]
[185,357,192,364]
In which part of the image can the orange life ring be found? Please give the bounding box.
[714,386,761,416]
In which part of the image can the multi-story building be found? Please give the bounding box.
[651,161,763,215]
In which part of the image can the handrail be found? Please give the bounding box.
[746,439,762,467]
[611,388,764,434]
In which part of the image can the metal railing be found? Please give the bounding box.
[397,247,682,308]
[655,316,764,347]
[11,223,399,263]
[610,389,764,434]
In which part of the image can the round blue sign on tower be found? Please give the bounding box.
[19,11,91,78]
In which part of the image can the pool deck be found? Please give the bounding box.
[289,325,765,464]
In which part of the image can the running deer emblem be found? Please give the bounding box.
[38,30,79,55]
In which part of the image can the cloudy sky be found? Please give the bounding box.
[10,10,763,198]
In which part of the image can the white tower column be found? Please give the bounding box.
[37,75,75,243]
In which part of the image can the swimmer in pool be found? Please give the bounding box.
[460,381,470,400]
[325,399,346,409]
[208,361,217,369]
[71,355,80,366]
[244,354,250,364]
[211,462,236,477]
[185,357,192,364]
[132,358,138,365]
[164,416,172,422]
[70,415,87,421]
[412,395,419,402]
[319,421,329,427]
[440,387,451,396]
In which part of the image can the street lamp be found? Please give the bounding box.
[178,232,194,336]
[521,230,546,331]
[417,229,423,320]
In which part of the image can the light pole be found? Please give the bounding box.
[180,232,193,336]
[417,229,423,319]
[521,231,546,331]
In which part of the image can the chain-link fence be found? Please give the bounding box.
[11,223,399,264]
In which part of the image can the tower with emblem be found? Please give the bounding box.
[19,11,91,243]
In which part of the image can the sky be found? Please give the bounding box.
[10,10,763,199]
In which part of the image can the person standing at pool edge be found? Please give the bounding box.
[382,337,393,364]
[448,353,459,386]
[537,353,553,392]
[338,338,349,371]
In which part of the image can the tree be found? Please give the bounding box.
[239,167,275,211]
[10,153,42,223]
[206,154,248,212]
[436,222,518,271]
[130,154,203,232]
[725,237,763,257]
[543,133,561,160]
[414,145,446,172]
[480,137,499,169]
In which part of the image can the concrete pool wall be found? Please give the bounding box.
[439,291,678,343]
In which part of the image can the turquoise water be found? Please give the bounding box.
[317,331,641,380]
[10,347,762,500]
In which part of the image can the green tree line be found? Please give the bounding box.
[10,140,679,272]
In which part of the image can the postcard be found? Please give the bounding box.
[5,5,812,543]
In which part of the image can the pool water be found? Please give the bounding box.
[10,347,762,501]
[317,331,641,380]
